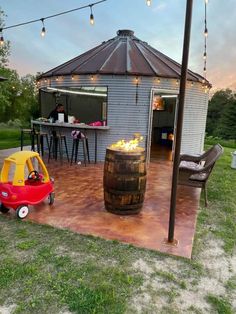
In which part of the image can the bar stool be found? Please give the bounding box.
[20,128,39,152]
[48,132,69,163]
[70,131,90,167]
[38,132,50,156]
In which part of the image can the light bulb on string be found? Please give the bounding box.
[146,0,151,6]
[203,52,207,60]
[204,28,208,37]
[205,0,208,4]
[0,29,4,46]
[89,5,94,25]
[41,18,46,37]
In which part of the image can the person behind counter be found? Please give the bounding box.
[48,104,68,122]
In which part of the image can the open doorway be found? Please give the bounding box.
[150,90,178,161]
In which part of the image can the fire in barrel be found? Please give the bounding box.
[103,134,147,215]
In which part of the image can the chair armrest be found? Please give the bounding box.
[180,153,202,162]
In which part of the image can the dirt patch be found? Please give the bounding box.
[0,304,16,314]
[130,237,236,313]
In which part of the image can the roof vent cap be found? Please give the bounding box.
[117,29,134,37]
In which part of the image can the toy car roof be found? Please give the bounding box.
[5,151,40,165]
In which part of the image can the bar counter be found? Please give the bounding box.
[31,120,110,163]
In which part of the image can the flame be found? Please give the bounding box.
[109,133,144,152]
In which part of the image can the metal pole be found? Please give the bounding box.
[168,0,193,243]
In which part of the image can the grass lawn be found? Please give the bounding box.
[0,146,235,313]
[0,128,30,150]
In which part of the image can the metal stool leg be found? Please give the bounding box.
[63,137,69,162]
[48,137,53,163]
[58,137,63,164]
[82,139,87,167]
[40,135,44,156]
[85,138,90,163]
[75,139,79,164]
[45,134,50,154]
[36,133,40,154]
[71,139,75,165]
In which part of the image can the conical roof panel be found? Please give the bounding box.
[40,29,204,82]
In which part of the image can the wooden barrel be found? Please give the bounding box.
[103,148,147,215]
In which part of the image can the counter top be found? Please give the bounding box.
[31,120,110,130]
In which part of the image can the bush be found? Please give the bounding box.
[205,135,236,149]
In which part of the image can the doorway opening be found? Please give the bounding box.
[150,91,178,161]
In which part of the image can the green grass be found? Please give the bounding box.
[193,146,236,255]
[206,295,233,314]
[0,144,235,313]
[0,128,30,150]
[0,218,146,314]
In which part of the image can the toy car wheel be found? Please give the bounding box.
[0,203,10,213]
[16,205,29,219]
[48,192,55,205]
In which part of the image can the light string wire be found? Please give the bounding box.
[203,0,208,89]
[0,0,106,38]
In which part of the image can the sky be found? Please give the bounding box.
[1,0,236,91]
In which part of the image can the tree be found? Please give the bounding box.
[206,89,234,137]
[0,8,10,67]
[218,97,236,140]
[0,8,39,125]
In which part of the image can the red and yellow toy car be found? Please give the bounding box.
[0,151,54,219]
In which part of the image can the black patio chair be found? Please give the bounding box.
[178,144,224,207]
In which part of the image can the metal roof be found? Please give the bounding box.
[39,29,204,82]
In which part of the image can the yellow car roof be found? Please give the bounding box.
[5,151,40,165]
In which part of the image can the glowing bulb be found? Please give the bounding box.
[90,6,94,25]
[146,0,151,6]
[205,0,208,4]
[203,52,207,60]
[204,28,208,37]
[41,18,46,37]
[0,33,4,46]
[203,67,206,73]
[135,76,139,84]
[176,79,179,85]
[91,75,94,81]
[56,76,59,81]
[71,74,74,80]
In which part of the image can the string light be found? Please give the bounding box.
[56,76,59,81]
[135,76,139,84]
[202,0,208,90]
[1,0,106,40]
[0,29,4,46]
[146,0,152,6]
[89,5,94,25]
[71,74,74,80]
[175,79,179,85]
[41,18,46,37]
[91,75,94,81]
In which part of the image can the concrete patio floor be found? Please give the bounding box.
[0,146,201,258]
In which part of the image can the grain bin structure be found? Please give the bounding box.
[38,29,210,162]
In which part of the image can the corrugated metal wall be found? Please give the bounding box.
[39,75,209,161]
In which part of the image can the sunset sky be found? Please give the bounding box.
[1,0,236,91]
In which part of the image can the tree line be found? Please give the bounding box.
[206,89,236,140]
[0,8,39,126]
